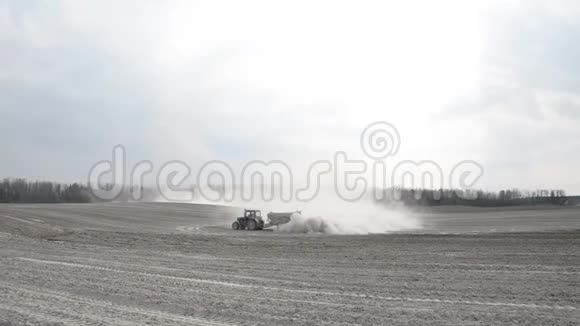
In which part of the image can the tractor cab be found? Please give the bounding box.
[244,209,262,220]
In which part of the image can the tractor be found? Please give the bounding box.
[232,209,265,231]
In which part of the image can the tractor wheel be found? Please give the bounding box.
[231,221,240,230]
[247,219,257,231]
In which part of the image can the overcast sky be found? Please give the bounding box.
[1,0,579,194]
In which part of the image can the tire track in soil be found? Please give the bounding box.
[175,225,278,238]
[130,251,579,278]
[2,275,357,326]
[0,300,140,326]
[9,251,576,322]
[176,225,219,235]
[45,254,316,287]
[5,259,369,326]
[17,257,578,312]
[0,303,94,326]
[0,282,240,326]
[14,251,578,297]
[0,213,63,232]
[159,252,580,274]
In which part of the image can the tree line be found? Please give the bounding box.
[377,187,569,207]
[0,178,92,203]
[0,177,573,206]
[0,178,160,203]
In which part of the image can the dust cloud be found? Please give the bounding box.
[274,201,421,235]
[165,188,422,235]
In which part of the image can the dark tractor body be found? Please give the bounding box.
[231,209,265,231]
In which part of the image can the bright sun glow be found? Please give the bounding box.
[156,0,485,123]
